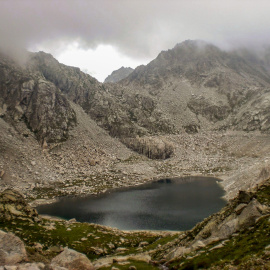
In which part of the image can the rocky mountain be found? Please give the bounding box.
[1,39,270,201]
[120,40,270,133]
[0,52,76,144]
[28,41,270,141]
[27,51,175,158]
[1,39,270,269]
[104,66,134,83]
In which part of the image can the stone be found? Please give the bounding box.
[191,240,206,250]
[238,198,262,229]
[68,218,76,223]
[50,248,95,270]
[48,246,63,253]
[215,216,239,240]
[237,190,252,204]
[89,159,96,166]
[0,230,27,265]
[33,243,43,252]
[3,266,17,270]
[0,171,5,178]
[235,203,247,215]
[166,246,191,260]
[17,263,42,270]
[115,247,128,253]
[90,247,103,255]
[138,241,149,247]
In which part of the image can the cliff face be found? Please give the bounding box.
[0,53,76,144]
[27,51,175,158]
[104,66,134,83]
[3,41,270,146]
[2,40,270,198]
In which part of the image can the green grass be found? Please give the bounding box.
[99,259,160,270]
[255,183,270,206]
[0,216,173,263]
[168,215,270,270]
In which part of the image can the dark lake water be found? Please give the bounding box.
[37,176,226,231]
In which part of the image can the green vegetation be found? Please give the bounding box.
[168,215,270,269]
[99,260,160,270]
[0,214,179,266]
[165,178,270,270]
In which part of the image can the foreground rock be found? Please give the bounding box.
[0,228,95,270]
[50,248,95,270]
[0,230,27,265]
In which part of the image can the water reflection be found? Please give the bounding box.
[37,176,226,231]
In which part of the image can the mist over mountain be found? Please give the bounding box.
[2,39,270,269]
[104,66,134,83]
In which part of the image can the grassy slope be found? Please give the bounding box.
[165,179,270,269]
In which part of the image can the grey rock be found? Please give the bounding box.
[235,203,247,215]
[0,53,76,144]
[17,263,43,270]
[238,198,262,228]
[122,137,174,159]
[0,230,27,266]
[50,248,95,270]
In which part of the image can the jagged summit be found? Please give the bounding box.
[1,40,270,201]
[104,66,134,83]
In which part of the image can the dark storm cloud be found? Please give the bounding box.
[1,0,270,59]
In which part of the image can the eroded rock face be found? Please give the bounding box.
[122,136,174,159]
[50,248,95,270]
[0,53,76,144]
[0,230,27,266]
[27,52,175,154]
[187,96,230,122]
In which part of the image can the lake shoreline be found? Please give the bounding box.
[36,176,226,231]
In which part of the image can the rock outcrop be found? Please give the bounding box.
[122,136,174,159]
[0,229,96,270]
[51,248,95,270]
[157,184,270,269]
[0,53,76,144]
[0,189,38,221]
[0,230,28,266]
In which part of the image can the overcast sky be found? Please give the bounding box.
[1,0,270,81]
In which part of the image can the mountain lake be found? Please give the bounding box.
[36,176,226,231]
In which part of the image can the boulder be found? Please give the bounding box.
[50,248,95,270]
[0,189,38,221]
[237,190,252,204]
[0,230,27,266]
[238,198,263,229]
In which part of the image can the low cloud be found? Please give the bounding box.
[1,0,270,61]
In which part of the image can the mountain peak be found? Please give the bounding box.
[104,66,134,83]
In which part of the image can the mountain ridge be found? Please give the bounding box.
[104,66,134,83]
[1,39,270,201]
